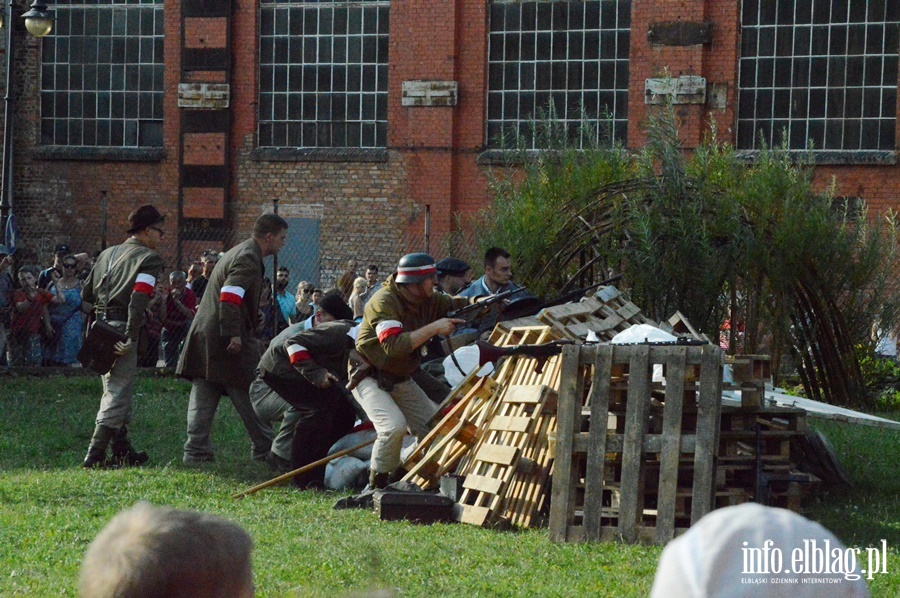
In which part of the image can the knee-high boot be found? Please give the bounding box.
[83,425,116,468]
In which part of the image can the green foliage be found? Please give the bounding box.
[473,119,633,298]
[473,104,900,405]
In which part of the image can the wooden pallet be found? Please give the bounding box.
[453,325,563,528]
[453,383,558,527]
[537,286,651,341]
[400,375,501,490]
[549,343,724,544]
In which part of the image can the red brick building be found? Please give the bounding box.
[1,0,898,284]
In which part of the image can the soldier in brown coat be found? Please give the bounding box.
[177,213,288,463]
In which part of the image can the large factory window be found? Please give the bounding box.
[40,0,164,148]
[738,0,900,151]
[486,0,631,149]
[258,0,389,149]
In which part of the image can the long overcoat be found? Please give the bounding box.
[176,238,263,388]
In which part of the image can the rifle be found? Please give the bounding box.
[447,287,528,324]
[474,338,574,374]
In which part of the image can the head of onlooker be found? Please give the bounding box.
[483,247,512,292]
[436,258,472,295]
[58,254,80,283]
[365,264,379,288]
[169,270,189,297]
[650,503,870,598]
[275,266,290,293]
[187,261,203,283]
[252,213,289,258]
[51,243,70,268]
[200,251,218,278]
[79,502,255,598]
[311,289,322,305]
[351,277,366,297]
[17,264,42,290]
[314,293,354,326]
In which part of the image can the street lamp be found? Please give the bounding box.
[0,1,54,244]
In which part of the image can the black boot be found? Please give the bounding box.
[110,427,149,467]
[369,469,392,490]
[83,425,116,468]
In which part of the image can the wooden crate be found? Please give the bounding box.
[550,343,724,544]
[537,286,651,341]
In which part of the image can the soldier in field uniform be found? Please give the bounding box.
[81,204,166,468]
[177,213,288,464]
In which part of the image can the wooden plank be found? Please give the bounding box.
[463,474,504,495]
[582,345,613,541]
[655,350,686,545]
[474,444,519,466]
[617,345,651,543]
[549,344,582,542]
[454,504,491,527]
[489,416,532,433]
[691,343,723,524]
[502,384,549,404]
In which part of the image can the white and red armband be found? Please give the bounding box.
[376,320,403,343]
[133,273,156,295]
[220,285,245,306]
[287,344,311,365]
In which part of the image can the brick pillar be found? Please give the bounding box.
[178,0,232,263]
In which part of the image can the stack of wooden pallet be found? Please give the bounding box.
[397,289,818,542]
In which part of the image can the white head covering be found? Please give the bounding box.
[650,503,870,598]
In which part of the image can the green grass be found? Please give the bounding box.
[0,375,897,596]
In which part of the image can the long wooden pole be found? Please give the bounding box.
[232,438,375,499]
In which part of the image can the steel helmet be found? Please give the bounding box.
[395,253,437,283]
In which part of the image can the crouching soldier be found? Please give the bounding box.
[256,294,358,488]
[352,253,473,489]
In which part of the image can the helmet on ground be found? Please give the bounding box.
[395,253,437,284]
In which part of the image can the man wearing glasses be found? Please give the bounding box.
[81,205,166,469]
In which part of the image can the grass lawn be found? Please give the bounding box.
[0,374,897,596]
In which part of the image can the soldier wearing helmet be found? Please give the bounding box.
[352,252,475,489]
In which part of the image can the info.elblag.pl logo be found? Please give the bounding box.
[741,539,889,584]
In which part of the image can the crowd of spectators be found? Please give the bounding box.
[0,242,397,371]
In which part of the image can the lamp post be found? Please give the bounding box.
[0,1,53,241]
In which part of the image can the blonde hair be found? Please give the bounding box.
[352,277,367,293]
[79,502,253,598]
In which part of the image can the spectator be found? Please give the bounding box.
[650,503,870,597]
[45,254,89,366]
[436,258,472,295]
[273,266,297,332]
[191,250,218,302]
[0,246,13,366]
[138,282,166,368]
[357,264,380,306]
[458,247,523,298]
[161,271,197,369]
[311,288,323,309]
[335,259,358,301]
[294,281,314,324]
[9,265,63,366]
[37,243,69,289]
[186,261,203,291]
[348,276,367,319]
[79,502,255,598]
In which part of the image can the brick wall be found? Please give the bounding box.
[2,0,899,277]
